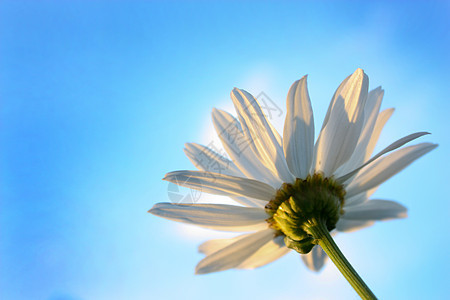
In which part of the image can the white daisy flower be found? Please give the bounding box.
[150,68,437,276]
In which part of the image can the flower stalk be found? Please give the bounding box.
[308,218,377,300]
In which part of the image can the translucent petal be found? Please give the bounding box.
[163,170,276,201]
[346,143,438,198]
[184,143,266,207]
[336,219,375,232]
[237,235,290,269]
[342,199,407,220]
[337,132,430,184]
[149,203,268,232]
[198,235,249,255]
[320,74,351,130]
[312,68,369,176]
[212,108,282,188]
[184,142,242,176]
[200,235,291,270]
[335,87,384,176]
[283,76,315,179]
[231,88,295,183]
[364,108,395,161]
[195,229,275,274]
[344,192,368,207]
[301,244,328,271]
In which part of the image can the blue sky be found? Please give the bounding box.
[1,1,449,299]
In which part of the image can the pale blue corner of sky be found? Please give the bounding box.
[1,1,449,300]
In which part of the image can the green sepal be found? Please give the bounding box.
[273,196,309,241]
[265,174,346,254]
[284,236,316,254]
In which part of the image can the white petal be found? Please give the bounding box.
[344,186,382,208]
[163,170,276,201]
[198,235,249,255]
[301,244,328,271]
[312,69,369,176]
[337,132,430,183]
[230,196,267,208]
[183,143,266,208]
[335,87,384,176]
[345,143,438,198]
[184,142,242,176]
[283,76,315,179]
[149,203,268,232]
[231,88,295,183]
[212,108,282,188]
[336,219,375,232]
[237,235,290,269]
[362,87,384,127]
[342,199,407,220]
[199,234,291,270]
[344,192,368,207]
[195,229,275,274]
[320,74,351,130]
[364,108,395,161]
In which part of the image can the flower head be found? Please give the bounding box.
[150,69,437,274]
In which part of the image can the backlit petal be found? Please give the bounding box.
[336,219,375,232]
[283,76,315,179]
[346,143,438,198]
[231,88,295,183]
[342,199,407,220]
[212,108,282,188]
[312,69,369,176]
[195,229,275,274]
[163,170,276,201]
[149,203,268,232]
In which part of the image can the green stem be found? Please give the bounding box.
[308,220,377,300]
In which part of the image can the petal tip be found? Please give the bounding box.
[399,211,408,219]
[349,68,368,84]
[354,67,365,74]
[230,87,244,101]
[147,204,161,214]
[195,266,208,275]
[299,75,308,86]
[231,87,241,94]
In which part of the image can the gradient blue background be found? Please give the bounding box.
[1,1,449,299]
